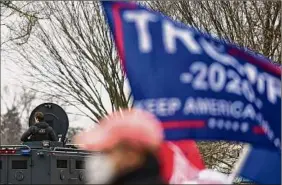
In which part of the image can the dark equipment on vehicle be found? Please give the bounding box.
[0,103,92,184]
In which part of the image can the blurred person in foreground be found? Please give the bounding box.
[74,108,230,184]
[74,109,166,184]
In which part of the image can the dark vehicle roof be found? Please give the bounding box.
[28,103,69,141]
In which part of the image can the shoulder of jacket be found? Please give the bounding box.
[47,126,53,130]
[30,125,37,129]
[29,126,37,132]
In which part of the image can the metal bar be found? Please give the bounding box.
[50,151,92,155]
[0,145,31,151]
[65,144,84,147]
[53,147,91,153]
[59,148,78,151]
[54,147,79,151]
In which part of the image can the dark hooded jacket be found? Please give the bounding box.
[111,152,167,185]
[20,122,58,142]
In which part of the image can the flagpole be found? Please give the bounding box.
[227,144,252,184]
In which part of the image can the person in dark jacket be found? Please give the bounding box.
[74,109,167,184]
[21,112,58,142]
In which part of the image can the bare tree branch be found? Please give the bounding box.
[11,1,130,123]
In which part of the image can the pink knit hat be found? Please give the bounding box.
[74,109,164,151]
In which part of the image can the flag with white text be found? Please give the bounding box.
[101,1,281,150]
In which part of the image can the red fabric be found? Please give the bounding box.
[174,140,205,169]
[158,140,205,183]
[158,142,174,183]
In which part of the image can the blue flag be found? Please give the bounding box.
[239,61,281,184]
[101,1,281,150]
[240,147,281,184]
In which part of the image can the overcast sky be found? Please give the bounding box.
[0,4,131,130]
[1,57,95,129]
[1,29,95,129]
[2,6,92,129]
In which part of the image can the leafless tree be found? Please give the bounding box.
[197,141,243,174]
[0,106,22,145]
[1,85,37,123]
[0,86,37,144]
[147,1,281,63]
[10,1,130,123]
[0,1,51,46]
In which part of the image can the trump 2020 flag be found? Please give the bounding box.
[101,1,281,150]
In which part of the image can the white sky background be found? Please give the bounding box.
[3,1,149,131]
[1,57,95,129]
[0,7,122,130]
